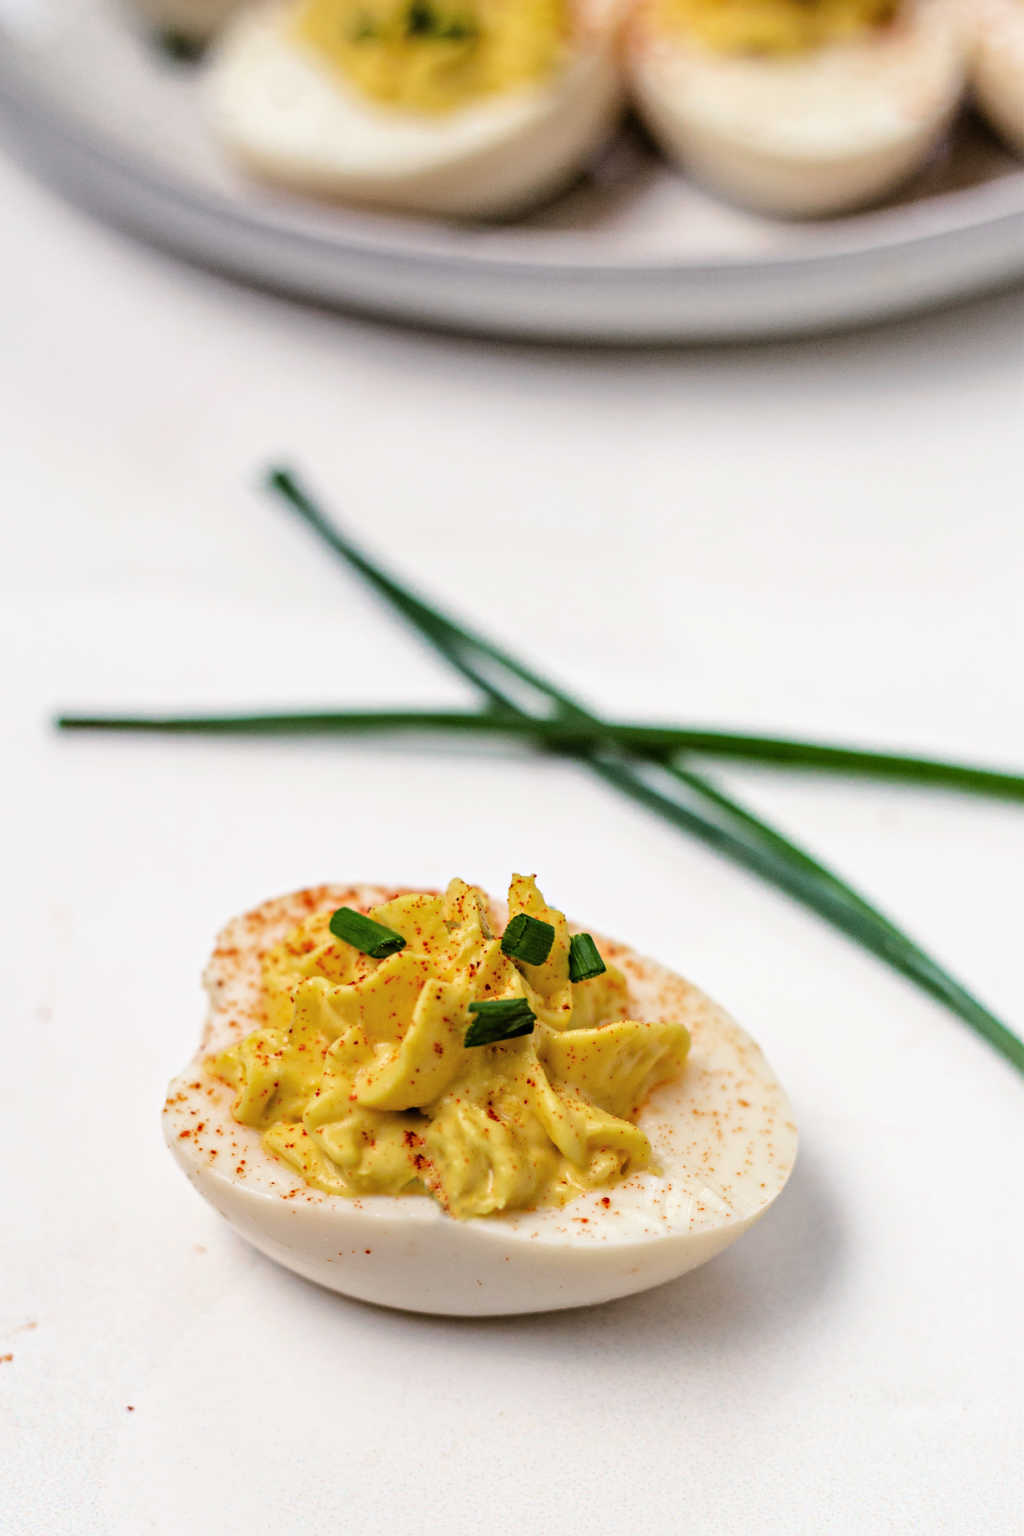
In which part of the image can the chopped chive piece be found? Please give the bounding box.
[328,906,407,959]
[569,933,606,983]
[501,913,555,966]
[407,1,443,34]
[465,998,536,1047]
[404,1,477,38]
[154,28,206,62]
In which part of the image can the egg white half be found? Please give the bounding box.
[626,0,968,216]
[971,0,1024,154]
[206,0,626,216]
[164,884,797,1317]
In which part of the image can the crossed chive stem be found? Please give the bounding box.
[54,466,1024,1076]
[264,468,1023,1075]
[54,708,1024,803]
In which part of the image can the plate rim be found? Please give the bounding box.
[2,31,1024,283]
[3,15,1024,341]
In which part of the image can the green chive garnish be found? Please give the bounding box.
[501,913,555,966]
[329,906,406,959]
[404,1,477,38]
[465,998,536,1047]
[568,934,606,983]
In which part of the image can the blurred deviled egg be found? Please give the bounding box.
[207,0,626,215]
[626,0,968,215]
[971,0,1024,155]
[164,877,797,1316]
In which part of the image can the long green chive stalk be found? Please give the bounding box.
[263,470,912,945]
[264,467,1023,1076]
[54,708,1024,803]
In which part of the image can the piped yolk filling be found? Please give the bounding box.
[294,0,569,114]
[655,0,898,54]
[209,875,690,1220]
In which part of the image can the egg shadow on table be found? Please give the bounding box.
[245,1139,840,1363]
[454,1144,839,1356]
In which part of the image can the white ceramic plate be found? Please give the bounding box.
[2,0,1023,340]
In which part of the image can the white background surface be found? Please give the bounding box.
[3,145,1023,1535]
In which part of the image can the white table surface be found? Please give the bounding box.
[3,146,1023,1536]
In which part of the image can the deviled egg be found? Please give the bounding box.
[971,0,1024,154]
[626,0,968,215]
[164,876,797,1316]
[207,0,626,215]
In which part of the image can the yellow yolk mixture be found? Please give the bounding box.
[654,0,898,54]
[209,875,690,1220]
[294,0,569,113]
